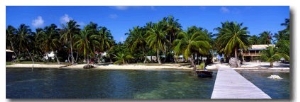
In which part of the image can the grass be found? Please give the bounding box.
[6,62,12,65]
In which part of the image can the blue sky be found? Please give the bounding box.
[6,6,289,42]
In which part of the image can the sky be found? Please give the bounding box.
[6,6,289,43]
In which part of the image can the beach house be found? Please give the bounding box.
[242,44,275,62]
[6,49,14,61]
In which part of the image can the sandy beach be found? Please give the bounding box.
[6,63,193,70]
[6,61,290,72]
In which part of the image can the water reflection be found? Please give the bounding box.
[7,69,216,99]
[237,70,290,99]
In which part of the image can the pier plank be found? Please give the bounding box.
[211,66,271,99]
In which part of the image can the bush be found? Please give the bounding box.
[198,62,205,70]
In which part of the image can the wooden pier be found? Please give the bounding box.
[211,66,271,99]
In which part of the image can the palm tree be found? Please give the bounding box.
[16,24,35,65]
[260,46,289,67]
[6,25,18,61]
[160,15,182,62]
[146,23,168,64]
[173,26,211,71]
[214,21,250,59]
[248,35,259,45]
[274,19,290,60]
[126,26,148,63]
[114,52,134,64]
[60,20,80,64]
[98,26,114,52]
[38,24,61,64]
[258,31,272,44]
[161,15,182,44]
[74,26,100,64]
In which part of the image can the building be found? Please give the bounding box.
[6,49,14,61]
[242,44,275,62]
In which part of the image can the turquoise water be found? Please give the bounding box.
[6,68,217,99]
[237,70,290,99]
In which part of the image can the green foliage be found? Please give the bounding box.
[258,31,272,44]
[274,18,290,61]
[173,26,211,59]
[260,46,289,67]
[214,21,250,58]
[6,16,289,67]
[114,52,134,64]
[198,62,205,70]
[74,25,100,64]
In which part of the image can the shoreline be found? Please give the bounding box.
[6,62,290,72]
[6,63,194,71]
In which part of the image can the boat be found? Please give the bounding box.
[83,64,95,69]
[196,70,213,78]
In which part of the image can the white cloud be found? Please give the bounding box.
[114,6,128,10]
[109,14,118,19]
[60,14,72,24]
[220,7,230,13]
[32,16,44,28]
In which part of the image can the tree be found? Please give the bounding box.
[60,20,80,64]
[146,23,168,64]
[74,26,100,64]
[125,26,148,63]
[114,52,134,64]
[214,21,250,59]
[37,24,61,64]
[160,15,182,62]
[15,24,35,65]
[248,35,259,45]
[260,46,289,67]
[98,26,114,52]
[6,25,18,61]
[258,31,272,44]
[274,19,290,60]
[173,26,211,71]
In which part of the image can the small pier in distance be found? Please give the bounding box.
[211,66,271,99]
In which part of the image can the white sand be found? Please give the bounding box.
[6,64,65,68]
[6,63,193,70]
[6,62,290,72]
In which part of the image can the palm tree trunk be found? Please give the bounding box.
[189,55,196,71]
[10,41,18,61]
[75,52,78,63]
[26,48,34,69]
[143,48,147,63]
[197,54,199,65]
[54,51,60,64]
[87,55,90,65]
[270,61,273,68]
[174,55,177,63]
[157,49,161,64]
[70,41,74,64]
[235,48,238,59]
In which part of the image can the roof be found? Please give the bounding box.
[249,44,275,50]
[6,49,14,52]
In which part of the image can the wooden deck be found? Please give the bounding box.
[211,66,271,99]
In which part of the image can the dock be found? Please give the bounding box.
[211,66,271,99]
